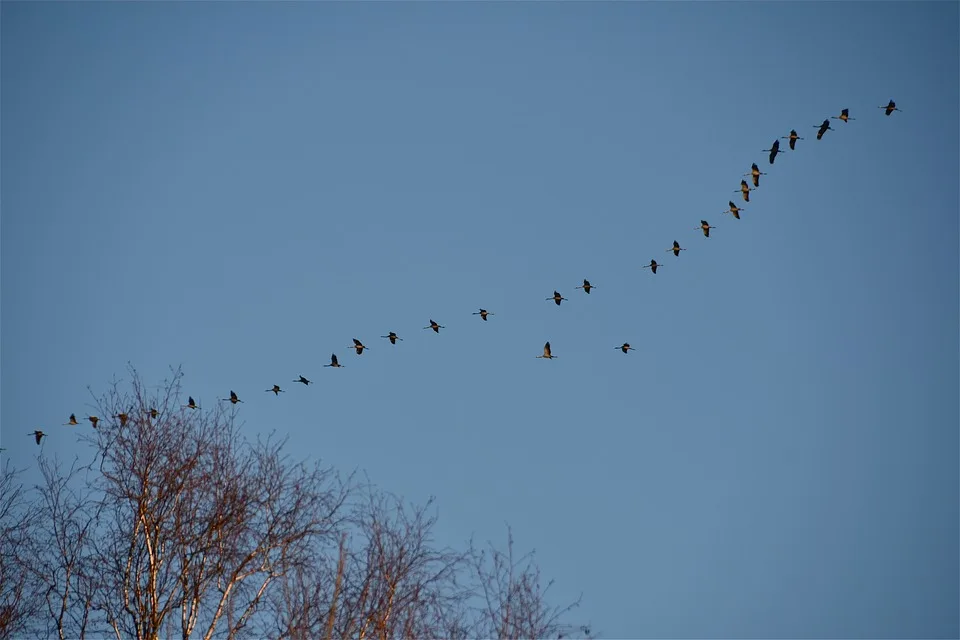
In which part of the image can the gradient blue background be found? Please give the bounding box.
[2,2,958,637]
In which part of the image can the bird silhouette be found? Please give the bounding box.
[879,99,901,116]
[762,139,783,165]
[266,384,285,395]
[616,343,634,354]
[324,354,344,368]
[423,319,445,333]
[782,129,804,150]
[696,220,715,237]
[29,430,46,445]
[350,338,368,355]
[547,291,567,306]
[745,162,767,187]
[642,259,661,274]
[381,332,403,344]
[575,279,595,294]
[815,119,833,140]
[64,413,79,426]
[536,341,557,359]
[472,309,494,321]
[668,240,686,256]
[294,375,312,386]
[832,108,855,123]
[221,390,243,405]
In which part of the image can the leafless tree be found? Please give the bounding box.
[467,526,594,640]
[0,460,43,640]
[27,366,352,640]
[18,365,595,639]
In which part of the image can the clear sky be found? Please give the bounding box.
[2,2,957,637]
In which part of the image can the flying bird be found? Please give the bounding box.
[547,291,567,306]
[88,415,100,428]
[762,139,783,165]
[815,119,832,140]
[723,202,744,220]
[472,309,494,321]
[745,162,767,187]
[423,319,445,333]
[381,332,403,344]
[183,397,198,410]
[536,341,557,359]
[114,412,129,427]
[667,240,686,256]
[879,99,901,116]
[642,259,661,274]
[696,220,715,238]
[221,391,242,405]
[144,408,159,419]
[64,413,79,426]
[266,384,285,395]
[575,279,594,294]
[350,338,368,355]
[781,129,804,150]
[29,430,46,445]
[616,343,634,354]
[324,354,344,368]
[736,179,752,202]
[293,375,312,386]
[832,108,855,123]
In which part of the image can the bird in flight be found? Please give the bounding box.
[547,291,567,306]
[424,319,445,333]
[324,354,344,368]
[381,332,403,344]
[879,99,901,116]
[350,338,368,355]
[472,309,494,321]
[815,118,833,140]
[723,202,743,220]
[832,108,855,123]
[762,139,783,165]
[266,384,285,395]
[221,390,243,405]
[536,341,557,359]
[696,220,715,238]
[745,162,767,187]
[782,129,803,150]
[575,279,595,294]
[293,375,312,386]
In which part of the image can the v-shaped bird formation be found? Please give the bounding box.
[13,100,903,448]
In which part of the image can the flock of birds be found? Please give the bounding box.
[15,100,904,450]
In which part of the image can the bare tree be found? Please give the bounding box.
[0,460,43,640]
[19,365,594,639]
[467,526,594,640]
[29,366,352,640]
[30,455,104,640]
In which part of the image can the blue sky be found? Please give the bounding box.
[2,2,957,637]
